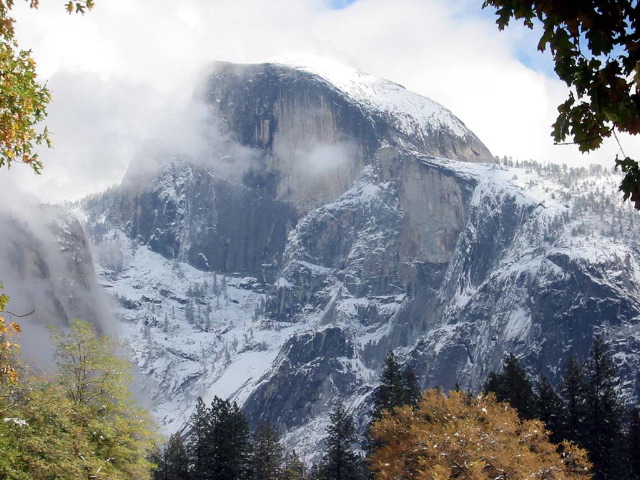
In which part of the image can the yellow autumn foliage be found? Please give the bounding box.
[369,389,592,480]
[0,0,94,172]
[0,287,19,383]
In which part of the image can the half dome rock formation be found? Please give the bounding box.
[40,56,640,450]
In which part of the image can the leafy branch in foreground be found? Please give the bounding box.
[0,286,20,383]
[482,0,640,208]
[0,0,94,173]
[369,389,592,480]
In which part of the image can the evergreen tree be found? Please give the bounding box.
[185,300,195,325]
[283,451,305,480]
[322,401,366,480]
[154,433,191,480]
[536,376,563,443]
[252,421,284,480]
[581,336,625,480]
[625,407,640,480]
[401,366,421,408]
[186,396,253,480]
[483,353,537,420]
[559,356,586,444]
[212,273,219,295]
[209,396,253,480]
[371,352,409,420]
[186,398,210,478]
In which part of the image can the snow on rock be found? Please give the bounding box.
[76,58,640,456]
[83,152,640,451]
[94,230,307,433]
[269,54,468,139]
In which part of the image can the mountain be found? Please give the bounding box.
[22,56,640,451]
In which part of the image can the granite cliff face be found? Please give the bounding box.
[76,57,640,449]
[93,57,491,281]
[98,163,296,279]
[205,59,491,212]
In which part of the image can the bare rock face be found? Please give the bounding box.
[97,163,296,279]
[205,61,377,212]
[377,147,467,265]
[99,59,493,281]
[242,326,360,431]
[205,60,493,212]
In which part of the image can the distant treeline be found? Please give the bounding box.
[158,340,639,480]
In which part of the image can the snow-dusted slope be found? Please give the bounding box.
[83,153,640,451]
[268,54,468,139]
[93,231,310,432]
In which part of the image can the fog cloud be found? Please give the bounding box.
[6,0,638,203]
[0,182,116,366]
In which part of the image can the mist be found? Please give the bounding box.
[0,181,115,367]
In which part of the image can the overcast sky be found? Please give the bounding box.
[3,0,638,202]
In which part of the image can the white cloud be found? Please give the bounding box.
[7,0,637,201]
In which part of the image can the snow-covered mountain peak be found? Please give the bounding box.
[267,54,468,138]
[72,54,640,455]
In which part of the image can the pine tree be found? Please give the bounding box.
[483,353,537,420]
[212,273,219,295]
[536,376,563,443]
[153,433,190,480]
[371,352,408,420]
[185,300,195,325]
[252,421,284,480]
[559,356,586,444]
[581,336,625,480]
[186,396,253,480]
[209,396,253,480]
[187,398,210,478]
[401,366,421,408]
[322,401,366,480]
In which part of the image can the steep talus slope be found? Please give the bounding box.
[74,58,640,449]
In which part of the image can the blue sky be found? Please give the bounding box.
[328,0,555,75]
[328,0,358,9]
